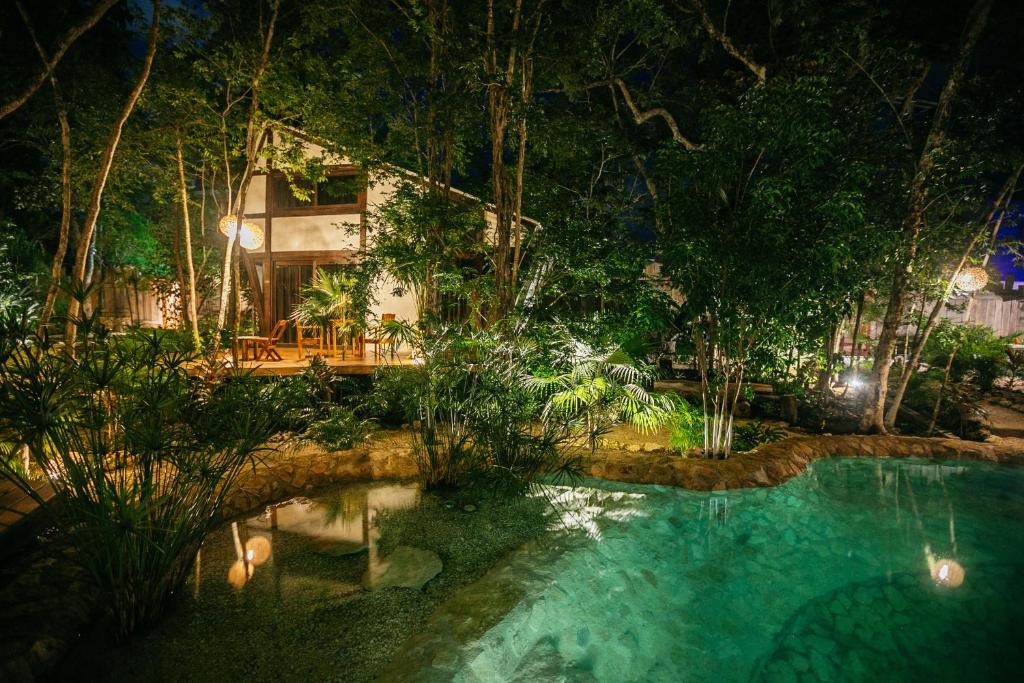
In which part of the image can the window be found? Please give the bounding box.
[272,176,313,210]
[272,171,363,212]
[317,175,361,206]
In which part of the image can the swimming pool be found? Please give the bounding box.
[384,457,1024,682]
[67,457,1024,682]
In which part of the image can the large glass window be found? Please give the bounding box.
[272,172,362,212]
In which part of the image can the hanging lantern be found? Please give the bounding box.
[218,215,265,250]
[955,266,988,293]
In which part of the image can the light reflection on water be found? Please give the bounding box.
[382,458,1024,682]
[193,482,420,596]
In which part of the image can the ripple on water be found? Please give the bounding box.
[383,458,1024,683]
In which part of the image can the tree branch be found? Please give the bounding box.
[612,78,702,150]
[0,0,121,121]
[65,0,161,343]
[17,0,73,331]
[689,0,766,84]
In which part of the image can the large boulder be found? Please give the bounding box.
[363,546,442,591]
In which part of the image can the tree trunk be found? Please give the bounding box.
[213,0,278,339]
[64,2,160,344]
[19,2,74,333]
[884,164,1023,427]
[850,291,865,374]
[38,82,72,332]
[928,348,957,435]
[176,130,202,350]
[860,0,992,433]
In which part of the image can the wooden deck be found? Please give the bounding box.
[208,345,416,377]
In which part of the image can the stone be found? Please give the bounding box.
[362,546,443,590]
[463,504,477,513]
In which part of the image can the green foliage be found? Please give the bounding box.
[526,335,676,450]
[365,366,423,428]
[668,399,705,454]
[0,308,278,639]
[305,404,371,451]
[402,325,582,496]
[731,420,787,453]
[365,181,487,320]
[291,267,369,331]
[924,320,1009,391]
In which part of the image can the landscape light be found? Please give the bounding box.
[218,215,265,250]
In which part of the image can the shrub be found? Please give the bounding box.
[407,327,581,495]
[731,420,787,452]
[305,404,371,451]
[364,366,423,427]
[526,335,676,450]
[0,312,277,639]
[668,399,704,453]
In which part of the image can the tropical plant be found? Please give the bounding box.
[402,325,581,494]
[731,420,787,453]
[0,308,278,639]
[668,399,704,454]
[526,338,675,451]
[291,267,366,333]
[305,404,372,451]
[365,366,423,427]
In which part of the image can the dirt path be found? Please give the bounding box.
[981,400,1024,438]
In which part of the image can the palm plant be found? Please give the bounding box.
[525,338,676,451]
[291,268,360,330]
[406,325,581,494]
[0,302,277,639]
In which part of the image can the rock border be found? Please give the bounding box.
[5,429,1024,682]
[585,434,1024,491]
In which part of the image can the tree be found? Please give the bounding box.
[63,1,161,344]
[861,0,994,432]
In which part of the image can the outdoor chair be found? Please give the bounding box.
[296,321,324,358]
[369,313,398,361]
[234,319,288,362]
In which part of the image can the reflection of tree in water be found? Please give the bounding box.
[318,487,368,526]
[805,459,968,508]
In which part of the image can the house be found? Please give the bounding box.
[239,127,531,339]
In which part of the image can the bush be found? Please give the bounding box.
[0,313,277,639]
[407,327,581,496]
[364,366,423,427]
[731,420,786,452]
[668,399,704,453]
[305,404,371,451]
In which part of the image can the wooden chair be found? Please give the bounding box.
[235,319,288,362]
[330,319,365,360]
[296,321,324,358]
[369,313,398,361]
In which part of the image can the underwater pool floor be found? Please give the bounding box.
[67,458,1024,682]
[384,458,1024,682]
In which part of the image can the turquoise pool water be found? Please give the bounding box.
[385,458,1024,682]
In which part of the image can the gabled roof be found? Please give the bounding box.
[263,123,542,229]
